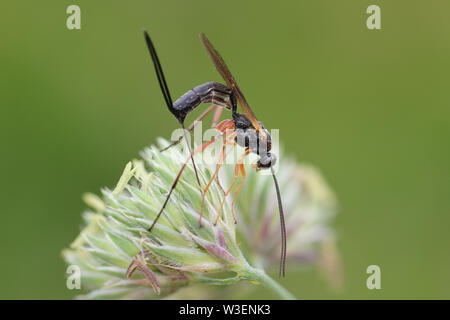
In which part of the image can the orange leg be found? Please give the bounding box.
[231,163,246,222]
[199,128,237,225]
[199,142,227,226]
[203,106,226,194]
[214,147,250,225]
[215,174,226,194]
[148,120,234,232]
[206,164,226,195]
[215,138,236,195]
[192,119,234,153]
[196,120,236,226]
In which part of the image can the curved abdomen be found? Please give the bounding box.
[172,81,235,123]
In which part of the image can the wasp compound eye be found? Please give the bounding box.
[257,153,277,169]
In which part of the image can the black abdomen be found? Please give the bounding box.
[172,81,234,123]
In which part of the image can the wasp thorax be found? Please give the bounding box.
[233,113,272,155]
[232,113,275,170]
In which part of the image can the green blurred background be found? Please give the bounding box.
[1,0,449,299]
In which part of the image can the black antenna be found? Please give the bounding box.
[142,30,203,229]
[271,166,287,277]
[143,30,176,115]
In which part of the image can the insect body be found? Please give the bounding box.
[143,31,286,277]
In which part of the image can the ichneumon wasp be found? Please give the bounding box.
[142,31,286,277]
